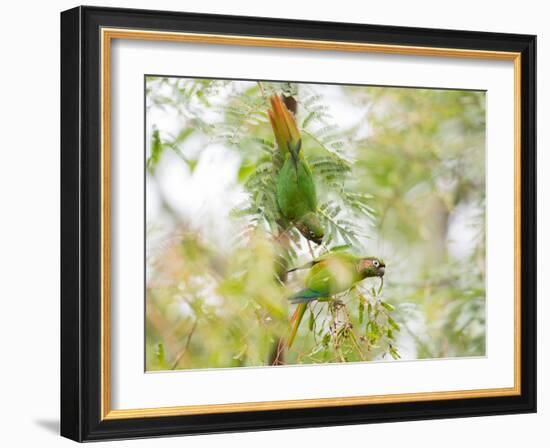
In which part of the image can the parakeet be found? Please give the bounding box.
[287,252,386,348]
[268,95,324,245]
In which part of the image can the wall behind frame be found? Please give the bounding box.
[0,0,545,447]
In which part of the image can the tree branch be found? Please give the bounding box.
[171,320,198,370]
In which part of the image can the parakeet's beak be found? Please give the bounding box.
[296,214,325,246]
[310,234,323,246]
[377,260,386,277]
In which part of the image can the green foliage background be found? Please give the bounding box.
[145,77,486,370]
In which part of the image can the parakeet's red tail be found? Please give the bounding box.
[288,303,307,348]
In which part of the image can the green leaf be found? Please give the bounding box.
[238,163,256,183]
[155,343,164,365]
[233,344,248,360]
[389,346,401,360]
[381,301,395,312]
[147,128,164,173]
[301,111,316,129]
[186,159,199,173]
[175,127,194,144]
[387,316,401,332]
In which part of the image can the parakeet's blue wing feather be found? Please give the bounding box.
[289,288,323,304]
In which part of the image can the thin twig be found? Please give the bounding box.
[337,299,367,361]
[171,320,198,370]
[306,239,316,258]
[271,337,286,366]
[257,81,266,99]
[347,328,367,361]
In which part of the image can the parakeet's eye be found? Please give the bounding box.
[373,260,380,268]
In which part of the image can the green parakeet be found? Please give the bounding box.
[268,95,324,245]
[287,252,386,347]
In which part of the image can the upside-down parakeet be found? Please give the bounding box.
[268,95,324,245]
[287,252,386,347]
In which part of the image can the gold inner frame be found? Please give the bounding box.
[100,27,522,420]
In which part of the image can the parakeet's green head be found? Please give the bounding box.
[296,213,324,245]
[357,257,386,278]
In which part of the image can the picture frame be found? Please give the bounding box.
[60,5,536,441]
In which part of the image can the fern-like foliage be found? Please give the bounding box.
[226,84,376,255]
[147,77,377,256]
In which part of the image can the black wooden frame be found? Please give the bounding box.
[61,5,537,442]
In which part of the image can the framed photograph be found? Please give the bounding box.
[60,6,536,441]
